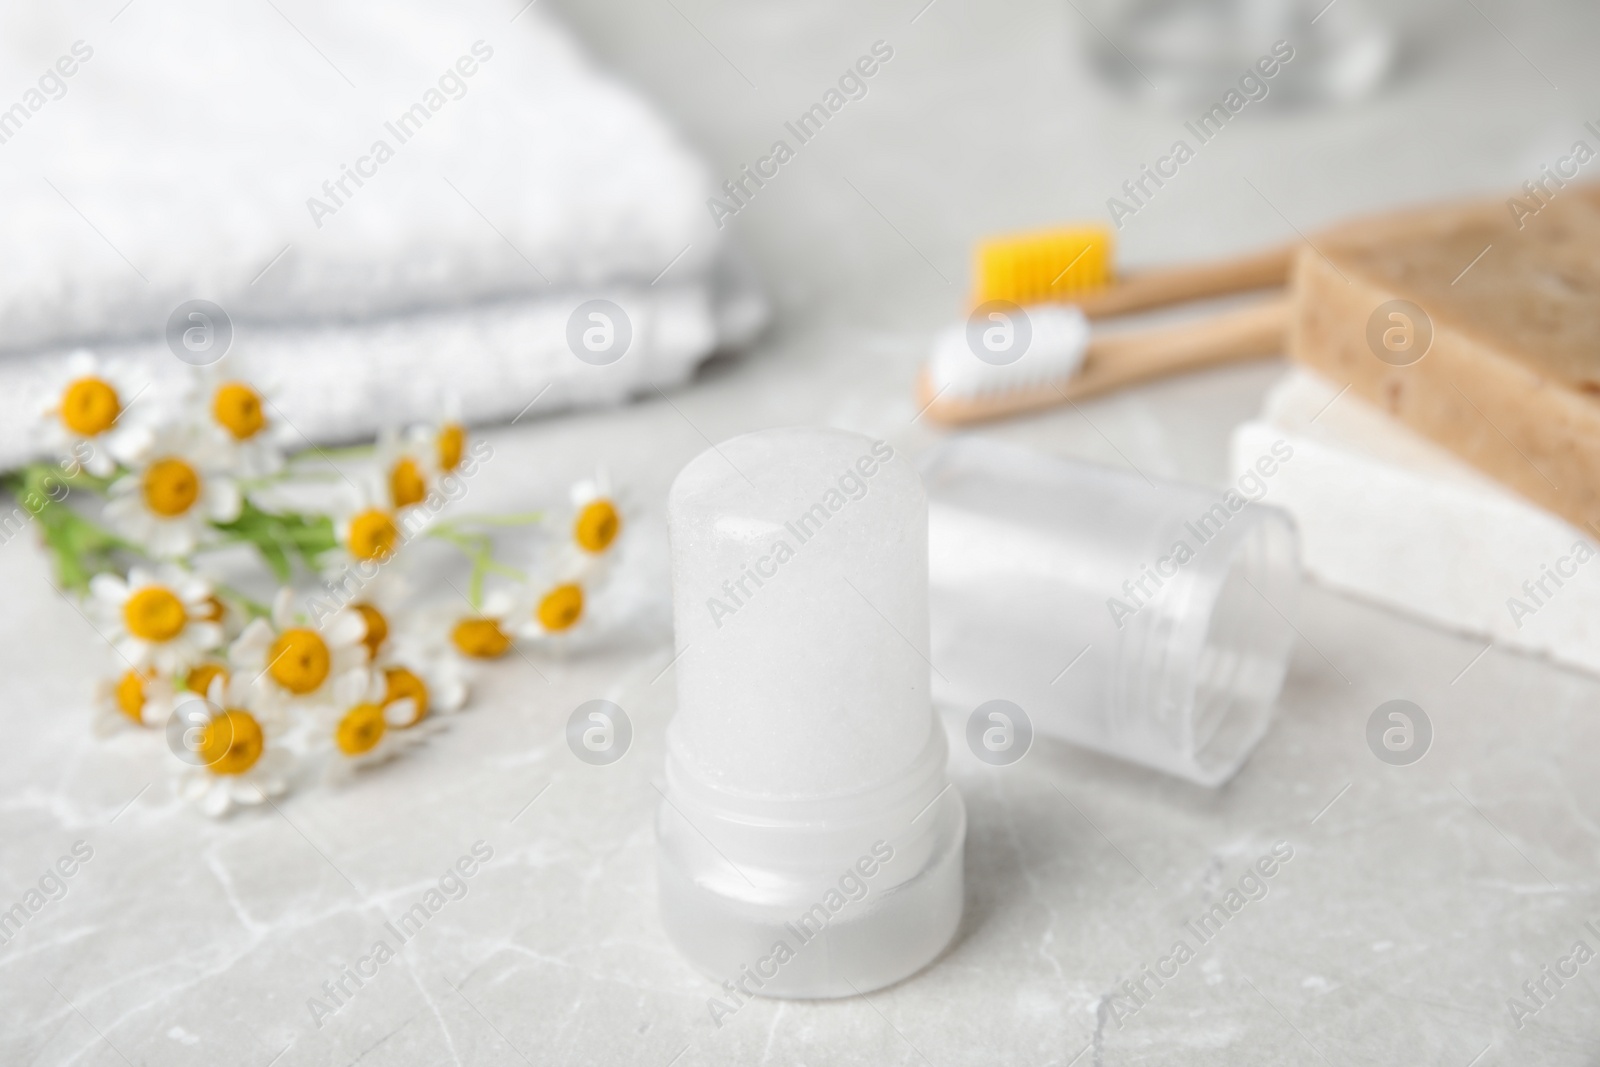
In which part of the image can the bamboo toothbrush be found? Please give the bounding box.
[920,226,1295,425]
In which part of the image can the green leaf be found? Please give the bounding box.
[212,499,338,577]
[2,463,130,593]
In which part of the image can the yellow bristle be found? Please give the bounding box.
[974,226,1114,307]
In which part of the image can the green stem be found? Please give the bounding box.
[432,511,544,533]
[214,583,271,620]
[1,464,136,593]
[235,469,341,491]
[462,549,525,607]
[58,464,120,495]
[210,500,338,581]
[425,527,493,554]
[482,558,526,580]
[288,443,375,464]
[425,526,527,609]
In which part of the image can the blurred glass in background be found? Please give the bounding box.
[1082,0,1396,108]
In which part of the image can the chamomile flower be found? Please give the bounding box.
[178,659,232,699]
[445,588,518,660]
[510,572,592,647]
[183,365,293,478]
[229,588,369,717]
[564,469,625,563]
[308,571,410,665]
[513,551,652,653]
[88,566,225,673]
[93,668,176,735]
[327,480,409,573]
[174,674,293,817]
[193,592,247,645]
[318,670,431,782]
[104,424,242,558]
[349,597,396,664]
[339,582,467,721]
[407,401,471,480]
[38,350,150,476]
[377,642,468,726]
[376,428,431,511]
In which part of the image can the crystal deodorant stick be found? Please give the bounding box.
[658,426,965,999]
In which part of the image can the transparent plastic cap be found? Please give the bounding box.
[924,437,1301,786]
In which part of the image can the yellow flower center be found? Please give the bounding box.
[354,603,388,659]
[267,627,331,694]
[389,457,427,508]
[336,702,386,756]
[60,376,121,436]
[199,596,226,622]
[114,670,147,723]
[185,662,229,697]
[142,457,202,517]
[382,667,429,726]
[537,583,584,632]
[574,500,621,553]
[451,617,510,659]
[199,709,265,775]
[123,586,187,642]
[438,423,466,472]
[212,382,266,440]
[347,509,399,562]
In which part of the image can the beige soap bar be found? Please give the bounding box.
[1289,185,1600,532]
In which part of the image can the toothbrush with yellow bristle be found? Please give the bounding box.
[920,225,1295,425]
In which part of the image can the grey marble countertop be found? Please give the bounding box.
[6,0,1600,1064]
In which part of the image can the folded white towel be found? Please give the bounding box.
[0,0,761,466]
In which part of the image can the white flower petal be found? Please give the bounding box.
[270,588,296,629]
[199,783,233,818]
[88,572,129,604]
[174,572,212,602]
[206,479,242,523]
[323,610,366,648]
[232,780,268,806]
[383,698,417,728]
[187,622,224,652]
[108,424,154,464]
[148,521,195,559]
[434,675,467,713]
[82,450,115,478]
[230,618,274,667]
[329,670,370,707]
[114,632,147,660]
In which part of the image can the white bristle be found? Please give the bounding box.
[927,304,1089,398]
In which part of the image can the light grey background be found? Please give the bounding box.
[4,0,1599,1064]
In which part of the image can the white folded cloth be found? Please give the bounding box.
[0,0,762,466]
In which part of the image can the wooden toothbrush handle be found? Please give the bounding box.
[1074,244,1296,319]
[918,297,1289,425]
[1062,296,1290,401]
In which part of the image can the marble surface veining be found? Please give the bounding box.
[5,0,1600,1062]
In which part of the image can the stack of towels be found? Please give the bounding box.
[0,0,764,469]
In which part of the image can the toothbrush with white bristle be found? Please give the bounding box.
[919,228,1294,426]
[919,297,1289,425]
[926,304,1092,400]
